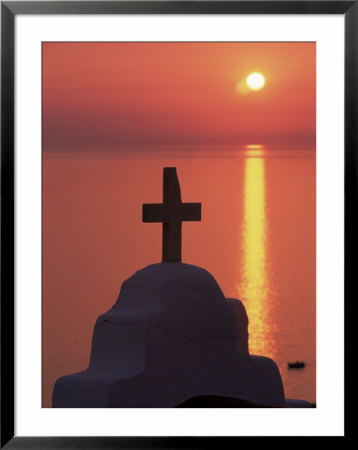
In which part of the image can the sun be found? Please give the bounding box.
[246,72,265,91]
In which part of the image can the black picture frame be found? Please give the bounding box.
[1,1,353,447]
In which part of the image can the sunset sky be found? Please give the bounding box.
[42,42,316,150]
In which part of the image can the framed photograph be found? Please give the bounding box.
[1,1,353,446]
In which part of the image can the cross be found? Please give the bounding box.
[142,167,201,262]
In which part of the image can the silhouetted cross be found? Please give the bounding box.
[142,167,201,262]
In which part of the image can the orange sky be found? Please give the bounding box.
[42,42,315,150]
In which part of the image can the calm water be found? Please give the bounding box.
[42,148,316,407]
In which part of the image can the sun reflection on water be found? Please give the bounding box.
[239,154,277,359]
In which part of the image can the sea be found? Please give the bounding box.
[42,146,316,407]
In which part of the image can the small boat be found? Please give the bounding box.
[288,361,306,369]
